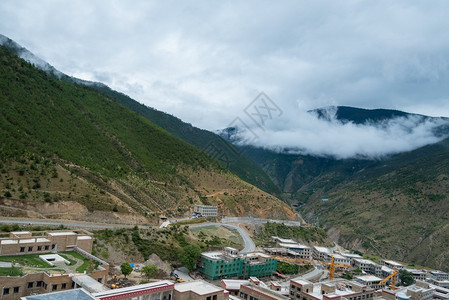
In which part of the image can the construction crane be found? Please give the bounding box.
[259,254,350,281]
[378,268,399,290]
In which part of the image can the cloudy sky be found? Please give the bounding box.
[1,0,449,157]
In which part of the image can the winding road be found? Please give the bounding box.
[189,222,256,253]
[0,218,257,253]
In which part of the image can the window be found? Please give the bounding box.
[36,281,42,287]
[71,282,75,288]
[51,244,56,250]
[52,284,57,291]
[97,278,103,283]
[37,245,42,251]
[45,245,50,250]
[28,282,34,288]
[3,288,10,295]
[13,286,19,293]
[20,247,25,252]
[28,246,33,251]
[61,283,66,290]
[206,297,212,300]
[43,283,47,290]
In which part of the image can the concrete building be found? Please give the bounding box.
[239,283,289,300]
[241,253,278,279]
[326,254,350,267]
[380,281,448,300]
[93,280,174,300]
[355,275,384,289]
[198,248,244,280]
[313,246,331,261]
[290,278,377,300]
[429,270,449,281]
[0,230,106,300]
[352,259,382,277]
[278,243,312,260]
[193,205,218,217]
[199,248,277,280]
[21,281,175,300]
[221,279,249,296]
[174,280,229,300]
[405,269,426,282]
[0,230,93,255]
[379,260,405,270]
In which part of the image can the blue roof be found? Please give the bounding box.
[23,288,96,300]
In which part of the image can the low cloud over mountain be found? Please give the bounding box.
[220,106,449,159]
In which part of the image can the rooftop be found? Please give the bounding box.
[356,275,383,282]
[1,239,17,245]
[279,243,309,249]
[242,284,288,300]
[175,280,223,295]
[314,246,330,253]
[48,231,77,236]
[93,280,174,298]
[22,288,96,300]
[72,275,110,293]
[11,231,31,235]
[201,251,223,260]
[221,279,249,290]
[354,258,378,265]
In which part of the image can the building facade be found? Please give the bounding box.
[194,205,218,217]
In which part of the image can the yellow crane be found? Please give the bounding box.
[260,254,350,280]
[378,268,399,290]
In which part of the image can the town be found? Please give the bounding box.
[1,207,448,300]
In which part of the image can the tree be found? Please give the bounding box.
[179,245,201,272]
[120,262,133,278]
[399,269,414,286]
[141,264,158,280]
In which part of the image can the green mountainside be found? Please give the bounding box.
[89,85,280,195]
[226,108,449,271]
[0,45,295,223]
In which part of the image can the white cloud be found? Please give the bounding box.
[1,0,449,153]
[233,109,449,159]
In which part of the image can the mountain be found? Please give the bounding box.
[0,34,279,197]
[221,107,449,271]
[0,43,296,224]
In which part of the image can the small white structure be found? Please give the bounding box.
[39,254,70,266]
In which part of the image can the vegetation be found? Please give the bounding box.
[0,44,294,221]
[255,222,332,246]
[141,265,158,279]
[399,269,415,286]
[120,263,133,278]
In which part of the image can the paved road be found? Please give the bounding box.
[0,218,144,229]
[189,222,256,253]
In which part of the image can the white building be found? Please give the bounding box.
[193,205,218,217]
[352,258,382,277]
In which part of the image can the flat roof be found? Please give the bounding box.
[241,284,288,300]
[314,246,330,253]
[175,280,223,295]
[245,252,270,258]
[331,254,347,259]
[383,260,404,267]
[279,243,309,249]
[222,279,249,290]
[19,238,35,243]
[77,236,92,240]
[291,278,313,286]
[22,288,96,300]
[11,231,31,235]
[338,252,362,258]
[73,275,110,293]
[93,280,173,298]
[354,258,378,265]
[1,239,18,245]
[48,231,77,236]
[357,275,382,282]
[201,251,223,260]
[36,238,51,243]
